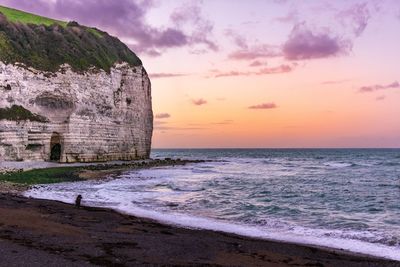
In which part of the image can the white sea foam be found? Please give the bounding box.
[115,207,400,261]
[323,162,353,168]
[24,182,400,261]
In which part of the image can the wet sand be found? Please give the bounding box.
[0,193,398,267]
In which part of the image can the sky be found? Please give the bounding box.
[0,0,399,148]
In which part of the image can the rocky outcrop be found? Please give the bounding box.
[0,61,153,162]
[0,6,153,163]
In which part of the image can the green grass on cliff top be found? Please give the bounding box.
[0,5,102,37]
[0,5,141,72]
[0,5,68,27]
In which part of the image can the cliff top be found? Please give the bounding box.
[0,5,68,27]
[0,5,142,73]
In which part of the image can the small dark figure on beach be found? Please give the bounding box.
[75,195,82,208]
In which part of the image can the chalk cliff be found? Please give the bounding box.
[0,6,153,162]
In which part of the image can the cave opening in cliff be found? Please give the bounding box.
[50,132,62,161]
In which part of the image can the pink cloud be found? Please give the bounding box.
[212,120,234,125]
[376,95,386,101]
[249,60,264,67]
[149,73,187,79]
[155,113,171,119]
[321,79,351,85]
[214,64,293,78]
[192,98,207,106]
[359,81,399,93]
[256,65,292,75]
[248,103,277,109]
[154,120,168,126]
[155,125,208,131]
[228,45,281,60]
[215,71,250,78]
[283,23,352,60]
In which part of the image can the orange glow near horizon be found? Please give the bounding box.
[139,1,400,148]
[149,52,400,148]
[3,0,398,148]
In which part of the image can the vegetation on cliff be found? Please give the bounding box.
[0,159,202,185]
[0,105,48,122]
[0,5,68,27]
[0,167,82,185]
[0,5,142,73]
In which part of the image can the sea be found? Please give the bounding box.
[25,149,400,261]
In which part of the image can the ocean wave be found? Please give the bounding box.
[303,166,321,170]
[22,149,400,261]
[323,162,359,168]
[378,161,400,166]
[172,186,206,192]
[191,169,218,174]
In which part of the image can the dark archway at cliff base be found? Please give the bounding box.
[50,132,62,162]
[50,144,61,161]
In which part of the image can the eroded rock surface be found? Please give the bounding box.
[0,62,153,162]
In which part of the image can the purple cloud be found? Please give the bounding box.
[192,98,207,106]
[224,29,248,49]
[337,2,371,37]
[283,23,352,60]
[149,73,188,79]
[359,81,399,93]
[228,45,281,60]
[170,1,201,26]
[155,113,171,119]
[0,0,217,56]
[376,95,386,101]
[248,103,277,109]
[273,10,299,24]
[153,28,187,47]
[273,0,289,4]
[170,1,218,52]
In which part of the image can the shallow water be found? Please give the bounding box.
[25,149,400,260]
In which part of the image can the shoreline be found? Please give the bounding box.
[0,158,206,192]
[22,189,400,263]
[1,160,399,266]
[1,193,399,266]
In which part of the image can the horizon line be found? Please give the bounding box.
[151,147,400,150]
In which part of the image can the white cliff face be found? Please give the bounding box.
[0,62,153,162]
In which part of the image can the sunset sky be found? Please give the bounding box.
[1,0,399,148]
